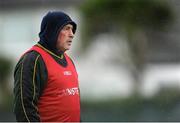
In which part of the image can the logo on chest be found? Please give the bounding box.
[63,71,72,76]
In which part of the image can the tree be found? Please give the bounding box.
[80,0,174,94]
[0,57,12,108]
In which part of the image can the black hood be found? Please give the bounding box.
[38,11,77,54]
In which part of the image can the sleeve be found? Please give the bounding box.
[13,51,48,122]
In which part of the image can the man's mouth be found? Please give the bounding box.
[67,40,72,45]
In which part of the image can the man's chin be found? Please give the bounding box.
[64,47,70,52]
[66,46,71,50]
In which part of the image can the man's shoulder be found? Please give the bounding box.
[20,50,42,63]
[14,50,43,72]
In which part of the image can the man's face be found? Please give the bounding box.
[56,24,74,52]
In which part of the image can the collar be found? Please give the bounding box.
[36,43,64,59]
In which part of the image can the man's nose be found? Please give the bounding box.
[69,29,74,38]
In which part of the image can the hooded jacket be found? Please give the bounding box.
[38,11,76,54]
[13,11,78,122]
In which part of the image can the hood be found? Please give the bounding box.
[38,11,77,54]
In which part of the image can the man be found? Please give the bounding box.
[13,11,80,122]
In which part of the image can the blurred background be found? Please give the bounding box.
[0,0,180,121]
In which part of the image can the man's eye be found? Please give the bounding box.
[63,28,68,31]
[63,26,73,31]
